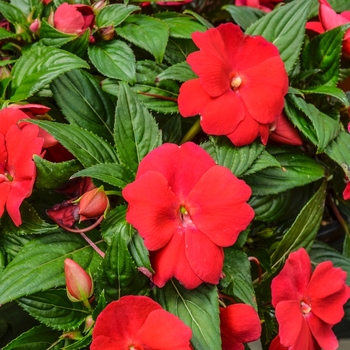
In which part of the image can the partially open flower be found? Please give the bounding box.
[269,113,303,146]
[64,258,93,303]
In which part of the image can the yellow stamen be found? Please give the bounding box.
[231,76,242,90]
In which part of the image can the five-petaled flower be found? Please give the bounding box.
[271,248,350,350]
[91,295,192,350]
[122,142,254,289]
[178,23,288,146]
[220,303,261,350]
[0,108,44,226]
[306,0,350,57]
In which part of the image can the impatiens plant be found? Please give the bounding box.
[1,0,350,349]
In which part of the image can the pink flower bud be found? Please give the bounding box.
[84,315,95,333]
[78,186,109,221]
[29,18,40,33]
[64,258,93,303]
[98,26,115,41]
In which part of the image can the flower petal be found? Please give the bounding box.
[307,312,338,350]
[319,0,349,31]
[275,300,305,347]
[185,227,223,284]
[186,165,254,247]
[271,248,311,307]
[54,3,85,34]
[137,309,192,349]
[123,171,179,251]
[220,303,261,349]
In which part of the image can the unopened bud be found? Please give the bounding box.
[29,18,41,34]
[64,258,93,303]
[92,0,107,12]
[98,26,115,41]
[78,186,109,221]
[84,315,95,333]
[61,330,83,340]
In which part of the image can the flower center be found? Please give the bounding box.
[179,205,195,228]
[230,76,242,91]
[301,301,311,315]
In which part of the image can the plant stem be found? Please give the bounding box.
[180,119,201,144]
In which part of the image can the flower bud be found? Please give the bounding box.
[92,0,107,12]
[78,186,109,221]
[84,315,95,333]
[64,258,93,303]
[29,18,41,34]
[98,26,115,41]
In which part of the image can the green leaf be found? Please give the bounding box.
[10,0,43,18]
[10,46,89,101]
[202,137,279,178]
[34,156,82,190]
[325,131,350,170]
[302,24,350,87]
[61,334,92,350]
[0,232,103,305]
[243,146,325,196]
[285,95,341,152]
[2,325,62,350]
[0,0,28,26]
[117,14,169,63]
[157,280,221,350]
[71,163,135,189]
[310,240,350,285]
[153,12,206,39]
[300,85,349,107]
[183,9,214,29]
[156,61,197,82]
[95,212,149,301]
[246,0,313,73]
[18,290,88,331]
[271,181,326,267]
[223,5,265,30]
[39,19,77,47]
[114,82,162,172]
[220,249,257,309]
[51,69,115,142]
[88,40,136,83]
[96,4,140,28]
[29,120,118,168]
[164,37,198,65]
[1,202,58,235]
[0,27,16,40]
[62,28,90,58]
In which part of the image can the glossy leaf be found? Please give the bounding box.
[39,19,77,47]
[114,82,162,172]
[300,85,349,107]
[51,69,115,142]
[220,248,257,309]
[243,146,325,196]
[29,120,118,168]
[223,5,265,30]
[325,131,350,170]
[88,40,136,83]
[34,156,82,190]
[156,61,197,82]
[0,0,28,26]
[10,47,89,101]
[271,181,326,267]
[0,27,16,39]
[71,163,135,189]
[2,325,62,350]
[0,232,103,305]
[117,14,169,63]
[246,0,313,73]
[95,4,140,28]
[18,290,88,331]
[302,25,350,87]
[157,280,221,350]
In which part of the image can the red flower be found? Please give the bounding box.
[54,3,95,36]
[0,108,44,226]
[91,295,192,350]
[220,303,261,350]
[343,181,350,200]
[269,336,288,350]
[235,0,282,13]
[271,248,350,350]
[178,23,288,146]
[306,0,350,57]
[122,142,254,289]
[269,113,303,146]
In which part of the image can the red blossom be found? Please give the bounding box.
[271,248,350,350]
[178,23,288,146]
[269,336,288,350]
[343,181,350,200]
[269,113,303,146]
[0,108,44,226]
[235,0,283,13]
[220,303,261,350]
[54,3,95,36]
[91,295,192,350]
[306,0,350,57]
[122,142,254,289]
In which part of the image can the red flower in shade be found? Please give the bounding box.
[91,295,192,350]
[306,0,350,57]
[235,0,282,13]
[269,113,303,146]
[343,181,350,200]
[271,248,350,350]
[220,303,261,350]
[178,23,288,146]
[269,336,288,350]
[122,142,254,289]
[0,108,44,226]
[54,3,95,36]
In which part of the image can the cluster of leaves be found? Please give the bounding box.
[1,0,350,349]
